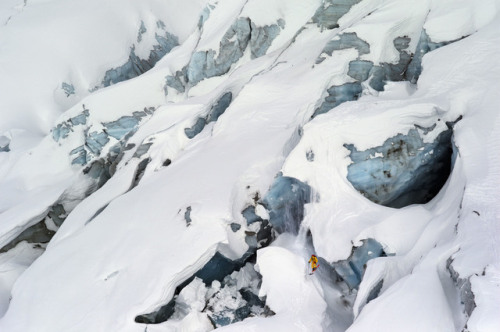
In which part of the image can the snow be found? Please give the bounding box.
[0,0,499,331]
[0,242,44,317]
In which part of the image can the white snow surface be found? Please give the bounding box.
[0,0,499,331]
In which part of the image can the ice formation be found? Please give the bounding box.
[0,0,499,331]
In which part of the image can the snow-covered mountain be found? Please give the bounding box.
[0,0,499,331]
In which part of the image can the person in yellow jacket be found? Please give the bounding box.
[309,254,319,275]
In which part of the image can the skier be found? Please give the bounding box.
[309,254,319,275]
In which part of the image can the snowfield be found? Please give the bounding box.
[0,0,499,331]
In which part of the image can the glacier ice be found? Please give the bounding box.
[312,0,362,30]
[46,204,67,228]
[101,22,179,87]
[185,92,233,139]
[447,257,476,317]
[0,221,54,254]
[262,175,312,234]
[165,70,186,94]
[187,17,252,85]
[61,82,75,97]
[184,206,193,226]
[184,118,206,139]
[103,110,152,140]
[406,30,463,83]
[314,34,417,117]
[0,136,10,152]
[332,239,385,289]
[70,146,87,165]
[84,131,109,156]
[52,122,72,142]
[344,36,413,92]
[135,259,267,326]
[313,82,362,117]
[132,143,152,158]
[249,19,283,59]
[131,158,150,188]
[344,121,458,208]
[230,223,241,232]
[0,203,67,253]
[241,206,273,249]
[66,108,154,168]
[137,21,147,43]
[0,1,499,331]
[207,92,233,123]
[170,17,283,90]
[317,32,370,64]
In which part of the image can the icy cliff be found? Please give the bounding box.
[0,0,499,331]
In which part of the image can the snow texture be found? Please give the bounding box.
[0,0,499,331]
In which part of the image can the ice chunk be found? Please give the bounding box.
[332,239,385,289]
[85,131,109,155]
[52,122,72,142]
[61,82,75,97]
[241,206,262,225]
[194,252,245,285]
[70,145,87,165]
[230,223,241,232]
[262,175,312,234]
[46,204,67,228]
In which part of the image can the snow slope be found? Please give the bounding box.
[0,0,499,331]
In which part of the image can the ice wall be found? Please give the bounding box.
[344,121,458,208]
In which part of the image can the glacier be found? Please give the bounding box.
[0,0,499,331]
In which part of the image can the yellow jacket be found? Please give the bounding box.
[309,255,318,268]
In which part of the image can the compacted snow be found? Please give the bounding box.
[0,0,499,331]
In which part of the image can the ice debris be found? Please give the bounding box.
[135,264,270,327]
[61,82,75,97]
